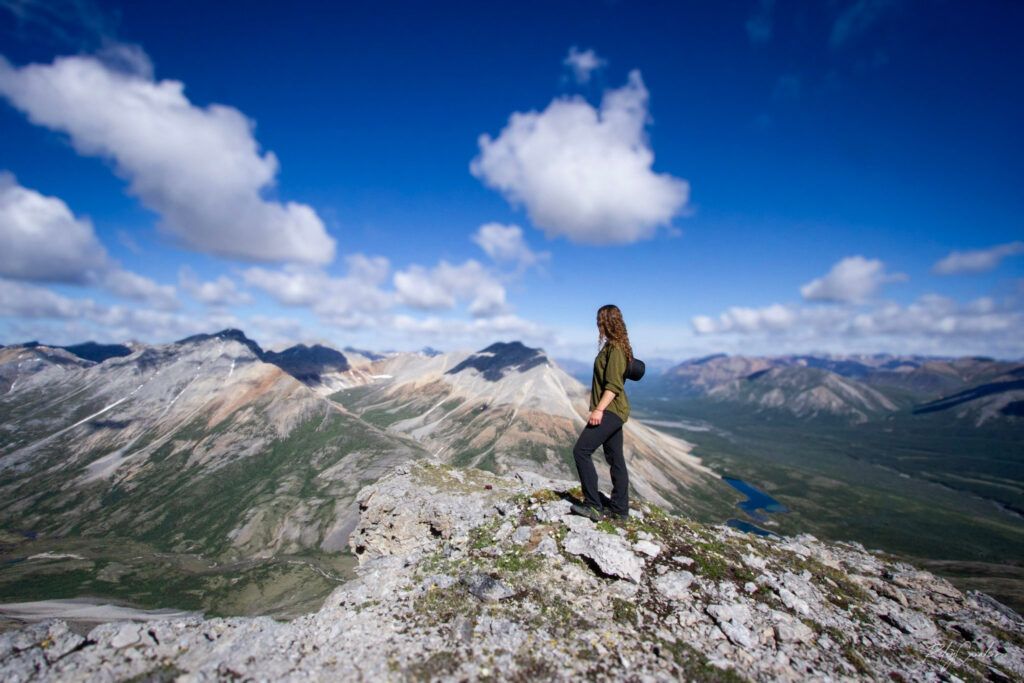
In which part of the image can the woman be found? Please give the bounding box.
[571,304,632,522]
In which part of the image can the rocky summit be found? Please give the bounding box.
[2,462,1023,682]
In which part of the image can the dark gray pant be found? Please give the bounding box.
[572,411,628,515]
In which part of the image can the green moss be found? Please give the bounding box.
[529,489,561,504]
[413,585,478,624]
[662,639,750,682]
[787,554,872,604]
[125,664,186,682]
[494,546,541,574]
[843,643,870,674]
[404,650,460,679]
[612,597,637,625]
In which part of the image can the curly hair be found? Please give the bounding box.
[597,304,633,366]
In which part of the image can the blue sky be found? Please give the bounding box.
[0,0,1021,360]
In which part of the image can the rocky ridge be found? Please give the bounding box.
[3,461,1022,681]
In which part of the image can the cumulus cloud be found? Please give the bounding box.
[101,268,179,311]
[0,277,97,319]
[692,303,804,335]
[244,254,396,330]
[0,277,221,340]
[394,259,507,317]
[691,293,1023,357]
[245,315,317,347]
[0,50,335,264]
[0,173,179,309]
[471,70,689,245]
[932,242,1024,276]
[800,256,906,304]
[179,266,252,306]
[0,171,108,283]
[244,255,391,310]
[471,222,547,269]
[563,47,607,84]
[390,313,551,346]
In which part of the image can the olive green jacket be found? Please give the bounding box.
[590,343,630,423]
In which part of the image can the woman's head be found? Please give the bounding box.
[597,305,633,365]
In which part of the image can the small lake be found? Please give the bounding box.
[723,478,790,536]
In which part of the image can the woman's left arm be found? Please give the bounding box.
[589,389,617,425]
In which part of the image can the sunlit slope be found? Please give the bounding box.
[0,331,426,560]
[332,342,736,522]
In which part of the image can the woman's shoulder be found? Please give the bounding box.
[607,342,626,357]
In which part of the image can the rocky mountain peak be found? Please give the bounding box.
[174,328,264,359]
[445,341,549,382]
[59,342,132,363]
[262,344,350,382]
[4,461,1021,680]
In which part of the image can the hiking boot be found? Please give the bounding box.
[570,503,602,522]
[602,508,629,522]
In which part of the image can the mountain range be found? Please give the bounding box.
[1,331,1022,617]
[0,330,733,618]
[647,352,1024,425]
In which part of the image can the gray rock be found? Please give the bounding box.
[41,621,85,663]
[532,536,559,557]
[562,513,596,533]
[3,462,1023,683]
[110,623,142,649]
[562,530,644,583]
[707,603,758,649]
[463,574,515,602]
[536,500,572,523]
[512,525,534,544]
[773,617,814,644]
[880,606,939,640]
[633,539,661,557]
[654,571,695,601]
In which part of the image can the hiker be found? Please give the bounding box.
[571,304,633,522]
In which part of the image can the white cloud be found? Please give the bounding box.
[0,50,335,264]
[101,268,179,311]
[692,303,804,335]
[471,222,546,269]
[691,293,1024,357]
[932,241,1024,276]
[179,266,251,306]
[390,313,551,346]
[563,47,606,84]
[244,315,317,347]
[0,171,108,283]
[245,255,392,311]
[243,264,327,307]
[471,70,689,245]
[800,255,906,304]
[0,277,97,319]
[394,259,507,317]
[244,252,511,331]
[244,255,395,330]
[0,278,214,341]
[0,173,180,310]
